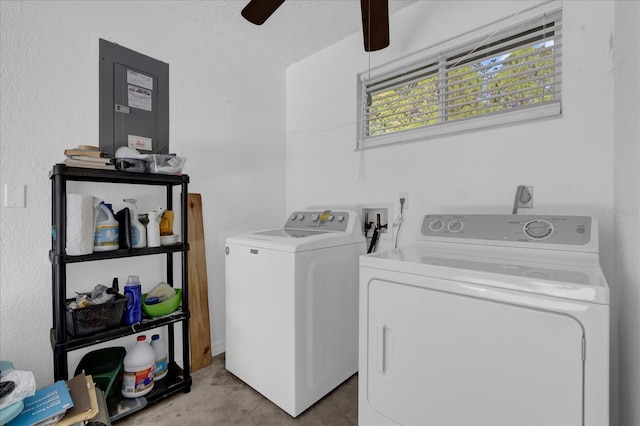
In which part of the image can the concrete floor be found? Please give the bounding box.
[115,353,358,425]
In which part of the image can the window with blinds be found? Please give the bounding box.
[358,8,562,149]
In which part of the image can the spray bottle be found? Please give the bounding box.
[123,198,146,248]
[146,211,161,248]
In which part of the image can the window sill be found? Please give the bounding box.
[358,102,561,150]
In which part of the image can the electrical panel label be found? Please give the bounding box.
[127,70,153,90]
[128,85,152,111]
[128,134,152,151]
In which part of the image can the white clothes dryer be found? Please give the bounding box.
[359,214,609,426]
[225,209,366,417]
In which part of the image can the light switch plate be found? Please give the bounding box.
[4,184,25,208]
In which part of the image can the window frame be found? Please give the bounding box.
[357,2,562,150]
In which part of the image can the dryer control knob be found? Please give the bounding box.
[337,215,345,222]
[524,219,554,240]
[290,214,297,220]
[327,215,335,221]
[297,214,305,220]
[311,214,319,222]
[448,220,464,233]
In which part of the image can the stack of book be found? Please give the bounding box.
[8,373,103,426]
[64,145,115,170]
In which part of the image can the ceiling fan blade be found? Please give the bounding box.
[360,0,390,52]
[242,0,286,25]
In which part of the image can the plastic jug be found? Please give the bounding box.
[94,202,119,252]
[122,335,155,398]
[146,211,161,248]
[124,275,142,325]
[150,334,168,381]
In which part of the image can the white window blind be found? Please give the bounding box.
[358,8,562,150]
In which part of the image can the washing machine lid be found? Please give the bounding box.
[225,210,366,252]
[360,244,609,304]
[252,229,330,238]
[227,228,365,252]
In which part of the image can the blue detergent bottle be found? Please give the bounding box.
[124,275,142,325]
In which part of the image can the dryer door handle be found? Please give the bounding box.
[377,324,389,374]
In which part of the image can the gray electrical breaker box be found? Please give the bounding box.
[99,39,169,157]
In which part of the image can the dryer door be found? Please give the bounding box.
[366,278,584,426]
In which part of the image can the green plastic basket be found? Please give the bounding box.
[74,346,126,398]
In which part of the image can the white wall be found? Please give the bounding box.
[287,0,614,269]
[613,1,640,425]
[287,0,632,424]
[0,0,286,385]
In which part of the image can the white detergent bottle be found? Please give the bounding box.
[93,202,119,252]
[146,211,161,247]
[151,334,168,381]
[122,335,155,398]
[123,198,146,248]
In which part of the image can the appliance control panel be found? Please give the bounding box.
[284,210,351,232]
[420,214,592,246]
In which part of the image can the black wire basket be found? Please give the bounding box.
[65,293,126,336]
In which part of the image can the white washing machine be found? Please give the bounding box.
[225,209,366,417]
[359,214,610,426]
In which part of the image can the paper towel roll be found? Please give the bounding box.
[66,194,95,255]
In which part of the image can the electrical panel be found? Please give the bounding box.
[99,39,169,157]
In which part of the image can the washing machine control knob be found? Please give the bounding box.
[311,214,319,222]
[448,220,464,233]
[337,215,345,222]
[290,214,297,220]
[429,219,444,232]
[328,215,334,221]
[297,214,305,220]
[524,219,554,240]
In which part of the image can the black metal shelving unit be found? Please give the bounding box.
[49,164,192,420]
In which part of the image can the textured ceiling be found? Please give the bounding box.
[161,0,418,66]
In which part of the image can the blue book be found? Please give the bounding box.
[9,380,73,426]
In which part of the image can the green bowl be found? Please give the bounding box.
[142,288,182,317]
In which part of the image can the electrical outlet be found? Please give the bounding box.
[399,192,408,210]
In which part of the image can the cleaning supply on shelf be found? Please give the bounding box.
[122,335,155,398]
[159,210,174,235]
[124,276,142,325]
[93,201,119,252]
[123,199,146,248]
[150,334,168,381]
[116,207,132,249]
[146,211,161,248]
